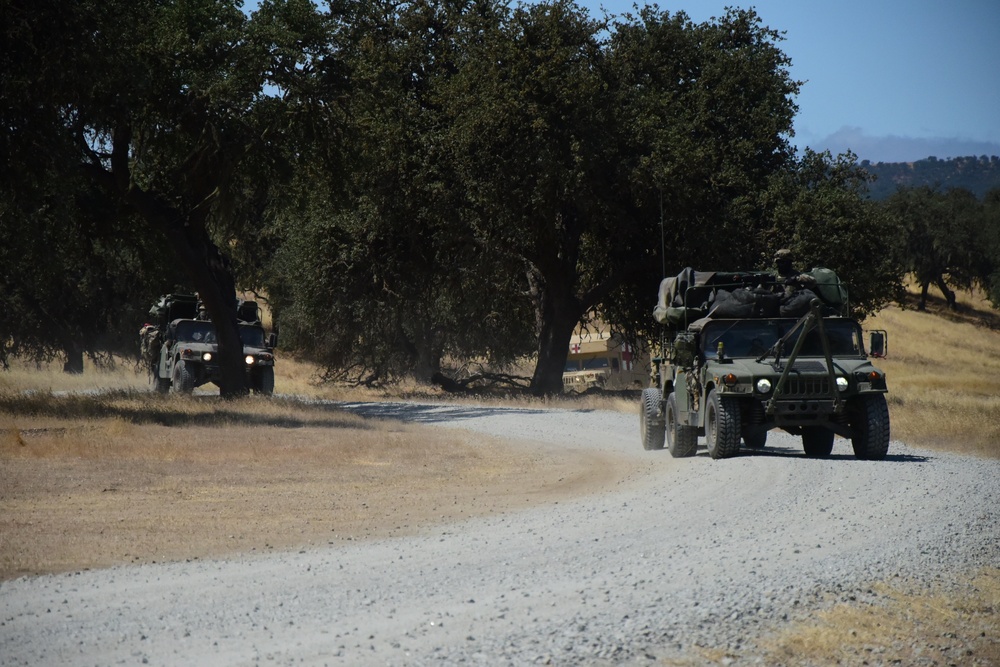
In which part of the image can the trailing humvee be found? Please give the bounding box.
[640,268,890,460]
[140,294,277,395]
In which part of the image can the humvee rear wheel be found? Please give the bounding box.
[801,426,835,458]
[666,392,698,458]
[849,394,890,461]
[640,388,665,451]
[705,390,741,460]
[171,360,195,394]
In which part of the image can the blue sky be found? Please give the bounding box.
[582,0,1000,163]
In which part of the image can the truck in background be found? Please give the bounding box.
[563,323,649,392]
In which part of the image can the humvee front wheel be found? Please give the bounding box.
[171,360,195,394]
[253,367,275,395]
[666,392,698,458]
[705,390,741,460]
[640,388,665,451]
[849,394,890,461]
[802,426,835,458]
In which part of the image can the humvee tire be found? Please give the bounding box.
[172,360,195,394]
[640,388,666,451]
[705,390,741,459]
[802,426,835,458]
[850,394,890,461]
[666,392,698,458]
[253,367,275,395]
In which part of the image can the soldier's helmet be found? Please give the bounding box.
[774,248,796,278]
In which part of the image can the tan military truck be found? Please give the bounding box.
[563,325,648,392]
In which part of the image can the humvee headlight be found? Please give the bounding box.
[836,376,849,392]
[245,355,255,365]
[755,378,772,394]
[202,352,213,362]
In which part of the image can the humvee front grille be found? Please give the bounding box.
[779,375,831,397]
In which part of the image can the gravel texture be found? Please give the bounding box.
[1,401,998,666]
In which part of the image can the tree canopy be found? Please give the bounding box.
[3,0,931,394]
[2,0,293,392]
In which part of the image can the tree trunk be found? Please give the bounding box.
[62,343,84,374]
[918,282,929,311]
[935,276,957,309]
[411,334,443,385]
[528,268,582,396]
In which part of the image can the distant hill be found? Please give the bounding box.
[861,155,1000,200]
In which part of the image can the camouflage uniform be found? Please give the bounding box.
[773,249,816,297]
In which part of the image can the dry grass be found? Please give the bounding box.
[866,286,1000,458]
[0,385,619,580]
[757,569,1000,667]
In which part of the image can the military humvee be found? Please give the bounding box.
[640,268,889,460]
[141,294,277,395]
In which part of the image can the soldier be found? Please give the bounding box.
[773,249,816,295]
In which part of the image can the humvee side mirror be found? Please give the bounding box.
[268,332,278,350]
[868,330,887,358]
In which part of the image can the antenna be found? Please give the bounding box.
[659,189,666,280]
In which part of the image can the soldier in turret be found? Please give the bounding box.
[773,248,816,296]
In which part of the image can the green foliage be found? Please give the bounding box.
[267,0,536,384]
[1,0,291,391]
[885,185,1000,310]
[983,188,1000,308]
[3,0,921,391]
[768,150,906,320]
[601,6,801,343]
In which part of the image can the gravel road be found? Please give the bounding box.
[2,402,998,666]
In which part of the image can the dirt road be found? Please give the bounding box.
[1,402,998,666]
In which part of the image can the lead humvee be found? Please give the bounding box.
[640,268,890,460]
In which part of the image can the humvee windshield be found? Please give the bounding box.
[702,319,863,359]
[172,321,266,347]
[239,325,266,347]
[173,320,216,343]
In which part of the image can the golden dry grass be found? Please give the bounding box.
[758,568,1000,667]
[867,286,1000,457]
[0,389,623,580]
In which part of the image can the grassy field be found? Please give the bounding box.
[1,293,998,664]
[866,287,1000,457]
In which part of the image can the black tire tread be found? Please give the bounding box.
[802,426,835,458]
[706,391,741,460]
[640,388,666,451]
[666,392,698,458]
[851,394,890,460]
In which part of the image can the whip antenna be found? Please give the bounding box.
[659,189,666,279]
